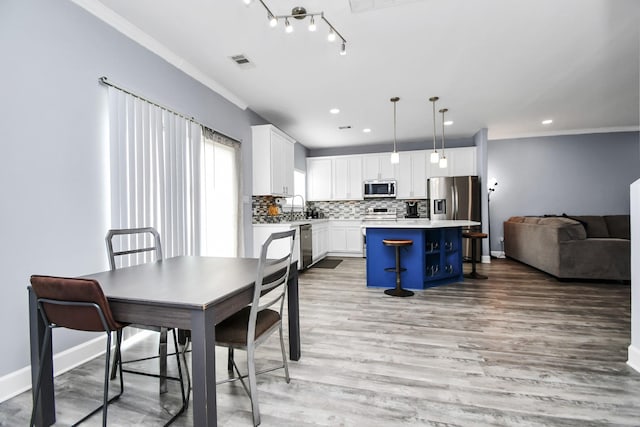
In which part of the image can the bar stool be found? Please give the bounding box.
[383,239,414,297]
[462,231,488,279]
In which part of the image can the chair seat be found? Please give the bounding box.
[462,231,487,239]
[382,239,413,247]
[216,306,280,346]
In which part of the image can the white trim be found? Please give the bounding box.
[69,0,248,110]
[490,250,506,259]
[488,126,639,141]
[0,331,153,403]
[481,255,491,264]
[628,344,640,373]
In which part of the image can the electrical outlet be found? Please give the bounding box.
[499,236,504,242]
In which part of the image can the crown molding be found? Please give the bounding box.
[488,126,640,141]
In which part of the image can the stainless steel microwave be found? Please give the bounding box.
[363,180,396,198]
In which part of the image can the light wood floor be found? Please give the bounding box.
[3,258,639,426]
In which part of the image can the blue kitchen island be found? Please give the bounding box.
[364,220,480,290]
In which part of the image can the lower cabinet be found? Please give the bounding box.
[311,222,329,262]
[329,221,363,256]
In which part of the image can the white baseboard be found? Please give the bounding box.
[490,251,506,259]
[0,331,152,403]
[627,344,640,373]
[481,255,491,264]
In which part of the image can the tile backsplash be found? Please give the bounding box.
[252,196,428,223]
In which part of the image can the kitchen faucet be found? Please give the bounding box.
[290,194,305,221]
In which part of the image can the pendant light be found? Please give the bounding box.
[390,97,400,164]
[439,108,448,168]
[429,96,440,164]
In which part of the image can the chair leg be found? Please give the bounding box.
[278,324,290,383]
[159,328,168,394]
[247,344,260,426]
[227,348,234,373]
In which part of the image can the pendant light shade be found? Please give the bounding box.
[390,97,400,164]
[439,108,448,168]
[429,96,440,164]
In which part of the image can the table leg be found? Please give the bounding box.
[287,266,301,361]
[190,307,217,427]
[28,287,55,426]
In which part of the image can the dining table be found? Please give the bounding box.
[28,256,301,427]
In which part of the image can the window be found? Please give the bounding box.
[284,169,306,209]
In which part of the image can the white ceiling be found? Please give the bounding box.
[77,0,639,149]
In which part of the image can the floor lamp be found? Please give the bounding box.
[488,178,498,259]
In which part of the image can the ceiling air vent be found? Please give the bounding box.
[338,125,352,130]
[229,54,255,69]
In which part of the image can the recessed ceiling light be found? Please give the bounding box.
[444,120,453,126]
[363,128,371,133]
[329,108,340,114]
[542,119,553,125]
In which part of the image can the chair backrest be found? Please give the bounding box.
[106,227,163,271]
[30,275,122,332]
[250,229,296,336]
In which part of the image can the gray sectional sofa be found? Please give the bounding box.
[503,215,631,281]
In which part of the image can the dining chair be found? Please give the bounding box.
[29,275,125,427]
[215,229,296,426]
[105,227,190,416]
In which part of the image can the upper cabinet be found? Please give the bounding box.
[305,147,477,201]
[396,150,427,199]
[306,157,333,201]
[252,125,295,197]
[333,156,363,200]
[426,146,477,178]
[362,154,397,181]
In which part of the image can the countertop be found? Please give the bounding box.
[361,219,480,229]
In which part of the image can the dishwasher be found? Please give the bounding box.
[300,224,312,269]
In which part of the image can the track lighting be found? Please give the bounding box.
[244,1,347,54]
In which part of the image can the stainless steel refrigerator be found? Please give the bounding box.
[427,176,481,261]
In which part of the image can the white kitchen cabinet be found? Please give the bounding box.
[449,146,477,176]
[333,156,363,200]
[426,147,477,178]
[252,124,295,197]
[252,224,300,269]
[311,221,329,262]
[396,150,427,199]
[306,157,333,201]
[329,220,363,256]
[362,154,397,181]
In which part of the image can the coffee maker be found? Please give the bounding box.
[405,201,419,218]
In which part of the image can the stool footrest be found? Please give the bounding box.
[384,267,407,273]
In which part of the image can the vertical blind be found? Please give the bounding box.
[107,86,202,261]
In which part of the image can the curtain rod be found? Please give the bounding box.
[99,76,240,143]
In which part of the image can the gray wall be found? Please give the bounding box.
[487,131,640,252]
[0,0,267,376]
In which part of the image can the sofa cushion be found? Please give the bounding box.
[523,217,541,224]
[604,215,631,239]
[507,216,526,223]
[567,215,609,238]
[537,217,587,241]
